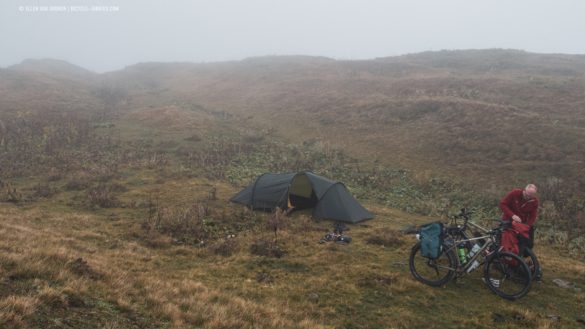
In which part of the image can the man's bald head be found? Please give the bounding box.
[524,184,537,199]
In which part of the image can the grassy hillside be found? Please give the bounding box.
[96,50,585,188]
[1,50,585,328]
[3,50,585,187]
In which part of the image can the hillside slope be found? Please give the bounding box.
[1,49,585,328]
[3,50,585,188]
[102,50,585,187]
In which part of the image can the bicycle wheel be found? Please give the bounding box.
[523,248,542,281]
[483,251,532,300]
[409,241,457,287]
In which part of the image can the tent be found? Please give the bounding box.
[230,171,373,223]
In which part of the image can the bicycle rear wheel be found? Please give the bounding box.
[409,241,457,287]
[484,251,532,300]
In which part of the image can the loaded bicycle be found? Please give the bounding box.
[409,209,533,300]
[445,209,541,282]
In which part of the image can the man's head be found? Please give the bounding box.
[524,184,537,199]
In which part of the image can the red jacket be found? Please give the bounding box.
[500,188,539,226]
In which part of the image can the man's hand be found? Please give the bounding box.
[512,215,522,223]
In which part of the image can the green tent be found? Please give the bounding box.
[230,171,373,223]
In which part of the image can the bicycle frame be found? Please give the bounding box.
[443,229,500,275]
[467,220,490,234]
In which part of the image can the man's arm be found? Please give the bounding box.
[499,190,517,220]
[526,199,539,226]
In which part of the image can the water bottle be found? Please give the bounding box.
[468,243,481,259]
[466,260,480,273]
[465,243,482,273]
[457,243,467,264]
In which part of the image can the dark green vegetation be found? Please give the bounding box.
[1,50,585,328]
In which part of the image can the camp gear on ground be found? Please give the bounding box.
[319,232,352,244]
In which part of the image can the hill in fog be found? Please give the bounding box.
[3,49,584,188]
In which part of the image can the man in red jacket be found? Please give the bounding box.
[500,184,539,225]
[500,184,541,280]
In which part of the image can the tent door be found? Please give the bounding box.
[288,174,318,210]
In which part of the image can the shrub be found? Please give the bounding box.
[65,176,91,191]
[32,183,58,198]
[250,239,286,258]
[47,171,63,182]
[357,274,398,288]
[184,134,202,142]
[211,238,239,257]
[256,272,274,283]
[86,184,120,208]
[0,182,22,203]
[142,200,213,245]
[66,258,103,280]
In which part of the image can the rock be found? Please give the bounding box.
[256,272,273,284]
[307,293,319,302]
[552,278,582,292]
[492,313,505,323]
[546,314,561,321]
[401,225,418,235]
[553,278,577,290]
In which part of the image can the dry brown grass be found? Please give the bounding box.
[0,193,585,328]
[0,192,333,328]
[1,180,583,328]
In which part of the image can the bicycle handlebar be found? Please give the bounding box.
[450,209,510,235]
[456,208,474,219]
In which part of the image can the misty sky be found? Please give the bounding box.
[1,0,584,72]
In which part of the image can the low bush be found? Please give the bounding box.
[211,238,239,257]
[32,183,58,198]
[86,184,120,208]
[65,176,91,191]
[250,239,287,258]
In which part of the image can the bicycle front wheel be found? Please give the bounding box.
[409,241,457,287]
[484,251,532,300]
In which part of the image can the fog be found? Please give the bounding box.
[1,0,584,72]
